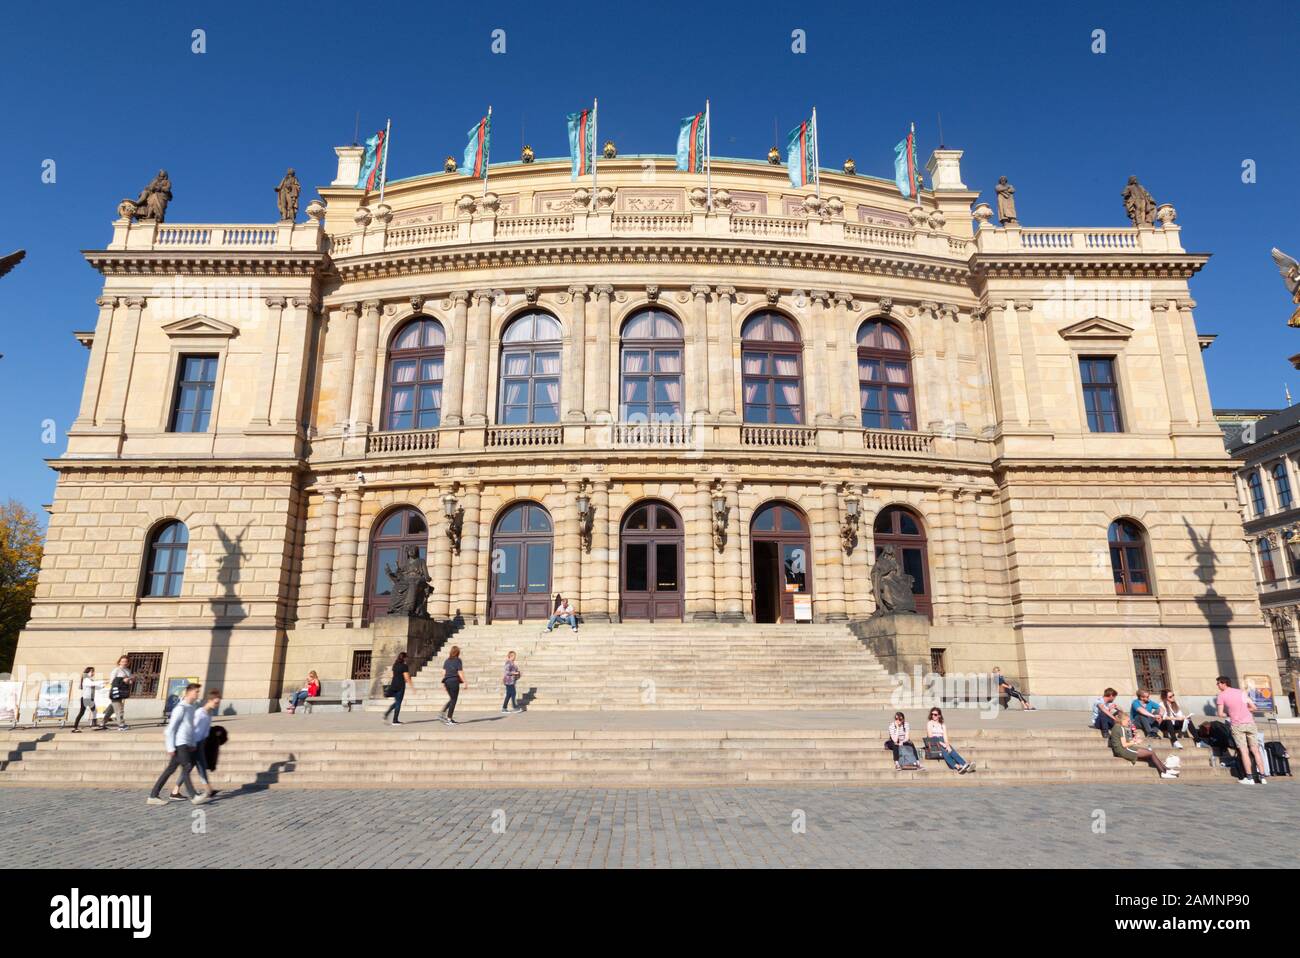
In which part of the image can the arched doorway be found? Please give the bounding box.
[365,507,428,621]
[873,506,931,618]
[750,502,812,623]
[488,501,554,622]
[619,500,684,621]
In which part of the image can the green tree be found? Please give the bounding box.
[0,500,44,674]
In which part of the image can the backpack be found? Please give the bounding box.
[897,742,921,769]
[110,675,130,701]
[922,737,945,761]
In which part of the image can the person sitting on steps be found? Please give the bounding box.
[992,666,1034,710]
[285,671,320,713]
[926,707,975,774]
[1130,688,1163,739]
[544,596,578,633]
[1090,688,1121,735]
[1158,688,1192,749]
[1109,711,1178,779]
[885,712,924,771]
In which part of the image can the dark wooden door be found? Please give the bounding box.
[619,501,684,621]
[489,502,554,622]
[750,503,812,624]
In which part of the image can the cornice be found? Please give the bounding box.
[971,252,1210,281]
[82,249,328,278]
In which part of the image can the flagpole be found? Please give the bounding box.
[704,99,712,212]
[811,106,820,198]
[592,97,599,194]
[482,105,493,199]
[910,120,918,203]
[377,117,392,206]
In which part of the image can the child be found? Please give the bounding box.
[72,667,102,732]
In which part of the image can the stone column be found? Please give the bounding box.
[430,487,453,620]
[845,484,873,620]
[690,285,712,417]
[948,488,973,613]
[329,488,362,624]
[566,286,588,421]
[691,480,717,619]
[818,482,848,620]
[592,285,613,419]
[73,296,118,428]
[1151,302,1189,427]
[983,303,1020,427]
[452,483,483,623]
[720,480,745,621]
[713,287,738,419]
[966,491,990,621]
[1177,299,1213,426]
[555,481,581,608]
[249,297,285,428]
[307,489,340,624]
[1013,301,1047,428]
[833,293,858,425]
[333,302,360,433]
[939,304,967,432]
[464,290,494,425]
[441,291,470,426]
[101,296,146,430]
[275,298,313,429]
[583,479,611,620]
[970,307,1002,429]
[349,300,382,433]
[808,290,834,424]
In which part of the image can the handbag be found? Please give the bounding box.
[382,683,395,698]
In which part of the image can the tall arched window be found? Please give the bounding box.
[741,311,804,424]
[1259,537,1278,582]
[619,309,684,423]
[1247,472,1266,516]
[365,507,428,620]
[1273,462,1293,511]
[143,520,189,597]
[383,317,445,430]
[873,506,930,617]
[499,311,562,424]
[857,319,915,430]
[1108,519,1151,595]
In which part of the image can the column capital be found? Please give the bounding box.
[832,292,854,308]
[123,296,146,309]
[809,289,831,305]
[1013,300,1034,313]
[567,284,589,297]
[361,299,382,312]
[1150,302,1172,314]
[340,301,361,317]
[593,284,614,299]
[714,285,736,299]
[471,288,494,305]
[1177,298,1197,311]
[264,296,287,309]
[970,305,990,322]
[939,303,960,320]
[690,284,711,298]
[95,295,119,309]
[289,296,312,310]
[918,300,939,315]
[449,290,471,305]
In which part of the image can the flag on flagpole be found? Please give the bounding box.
[356,126,389,192]
[567,104,597,180]
[458,111,492,179]
[785,114,816,189]
[893,123,921,199]
[676,110,707,172]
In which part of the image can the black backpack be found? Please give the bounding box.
[110,675,130,701]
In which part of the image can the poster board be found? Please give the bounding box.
[792,594,813,622]
[163,676,201,723]
[93,685,112,712]
[33,680,71,725]
[0,681,21,726]
[1243,674,1275,714]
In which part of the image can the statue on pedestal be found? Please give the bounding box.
[384,545,431,618]
[870,545,917,616]
[275,168,301,222]
[118,170,173,223]
[1271,248,1300,328]
[995,176,1017,225]
[1122,176,1157,227]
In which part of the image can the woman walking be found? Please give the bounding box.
[925,707,976,774]
[439,646,467,726]
[383,652,411,726]
[72,667,102,732]
[501,651,522,714]
[100,655,133,730]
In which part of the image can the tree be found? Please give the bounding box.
[0,500,43,674]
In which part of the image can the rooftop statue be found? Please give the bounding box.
[118,170,173,223]
[275,168,301,222]
[1273,248,1300,328]
[1121,176,1157,227]
[995,176,1017,225]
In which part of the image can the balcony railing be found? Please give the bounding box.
[367,428,440,455]
[741,424,816,448]
[154,224,280,248]
[863,429,934,453]
[486,424,564,448]
[612,421,695,447]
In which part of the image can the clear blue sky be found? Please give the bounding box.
[1,0,1297,517]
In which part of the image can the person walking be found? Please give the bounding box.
[173,689,221,799]
[383,652,412,725]
[146,683,208,806]
[438,646,467,726]
[501,651,522,714]
[72,667,102,732]
[1216,676,1267,785]
[926,707,975,774]
[100,655,134,730]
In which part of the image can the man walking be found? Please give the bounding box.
[172,689,221,799]
[146,683,208,806]
[1216,676,1267,785]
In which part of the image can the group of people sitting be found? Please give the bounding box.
[885,709,976,774]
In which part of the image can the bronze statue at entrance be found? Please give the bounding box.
[385,545,432,618]
[870,544,917,616]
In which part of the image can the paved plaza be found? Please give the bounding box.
[2,782,1295,868]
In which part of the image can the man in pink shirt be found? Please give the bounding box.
[1216,676,1266,785]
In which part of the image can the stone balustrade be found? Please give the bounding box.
[108,218,326,253]
[975,223,1183,255]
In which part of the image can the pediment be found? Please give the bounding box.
[161,315,239,339]
[1057,317,1134,342]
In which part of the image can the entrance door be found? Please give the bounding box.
[489,502,554,622]
[619,501,684,621]
[750,502,812,623]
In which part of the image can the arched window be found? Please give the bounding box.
[365,507,428,620]
[383,317,445,430]
[619,309,684,423]
[873,506,931,617]
[1247,472,1266,516]
[1272,462,1292,511]
[857,319,915,431]
[741,311,803,424]
[499,311,562,424]
[1108,519,1151,595]
[1259,537,1278,582]
[143,521,189,597]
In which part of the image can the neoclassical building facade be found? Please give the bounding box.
[13,143,1282,712]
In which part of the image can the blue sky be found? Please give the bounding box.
[1,0,1297,516]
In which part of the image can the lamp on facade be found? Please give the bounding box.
[840,491,861,554]
[442,490,463,555]
[711,490,729,552]
[576,487,594,554]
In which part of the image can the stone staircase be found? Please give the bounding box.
[3,725,1295,789]
[369,622,898,712]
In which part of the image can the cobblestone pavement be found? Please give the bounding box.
[2,782,1296,868]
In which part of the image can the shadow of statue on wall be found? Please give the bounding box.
[1183,517,1236,697]
[205,524,249,709]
